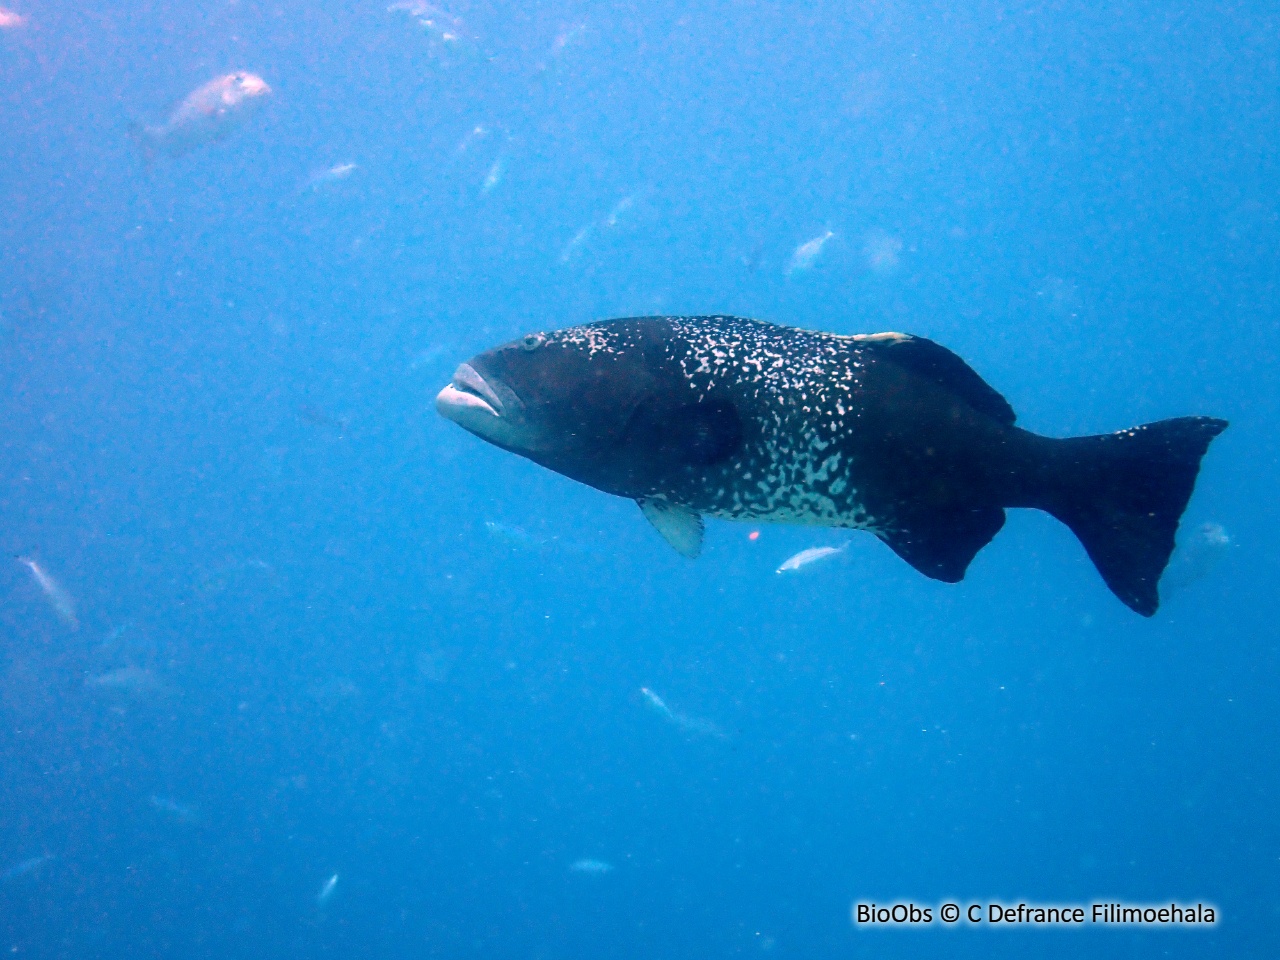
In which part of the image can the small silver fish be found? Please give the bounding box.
[317,873,339,904]
[568,858,613,876]
[17,556,78,629]
[302,162,358,192]
[130,72,271,160]
[640,686,674,721]
[85,665,166,695]
[148,794,197,823]
[0,854,53,882]
[776,544,847,574]
[786,230,834,274]
[480,156,505,195]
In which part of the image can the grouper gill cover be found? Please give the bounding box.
[437,315,1227,616]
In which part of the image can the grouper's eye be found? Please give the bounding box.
[521,333,546,351]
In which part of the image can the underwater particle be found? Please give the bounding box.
[1162,521,1231,594]
[748,530,760,541]
[862,229,903,273]
[776,543,847,574]
[435,315,1227,616]
[786,230,834,274]
[568,858,613,876]
[0,7,23,28]
[16,556,78,630]
[129,72,271,160]
[317,873,339,904]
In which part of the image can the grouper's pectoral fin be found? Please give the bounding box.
[637,498,704,559]
[876,506,1006,583]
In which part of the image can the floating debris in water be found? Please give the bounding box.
[786,230,834,274]
[17,557,78,630]
[317,873,339,905]
[568,858,613,876]
[776,544,847,574]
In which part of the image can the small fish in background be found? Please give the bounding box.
[640,686,675,722]
[480,154,505,195]
[862,229,903,273]
[640,686,727,740]
[85,665,167,696]
[16,556,78,630]
[537,21,587,71]
[559,224,594,264]
[776,543,848,574]
[98,620,132,650]
[786,230,834,274]
[148,794,197,823]
[301,161,358,193]
[297,404,350,433]
[317,873,339,905]
[603,194,636,230]
[483,520,545,552]
[568,858,613,877]
[388,1,481,61]
[128,72,271,161]
[1162,521,1232,595]
[455,123,490,155]
[0,854,53,883]
[0,6,24,28]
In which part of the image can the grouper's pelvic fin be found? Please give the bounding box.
[638,498,704,558]
[1040,416,1228,616]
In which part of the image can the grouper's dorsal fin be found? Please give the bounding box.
[638,498,704,558]
[859,333,1017,425]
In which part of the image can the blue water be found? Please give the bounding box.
[0,1,1274,956]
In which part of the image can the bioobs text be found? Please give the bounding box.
[854,903,933,925]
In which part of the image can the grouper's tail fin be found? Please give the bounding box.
[1045,416,1228,616]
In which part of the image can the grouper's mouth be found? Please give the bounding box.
[436,363,504,419]
[436,362,542,452]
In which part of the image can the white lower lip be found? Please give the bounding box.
[436,384,498,419]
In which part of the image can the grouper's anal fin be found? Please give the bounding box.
[876,505,1007,583]
[638,498,704,558]
[862,334,1017,425]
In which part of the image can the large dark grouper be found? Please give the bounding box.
[436,316,1227,615]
